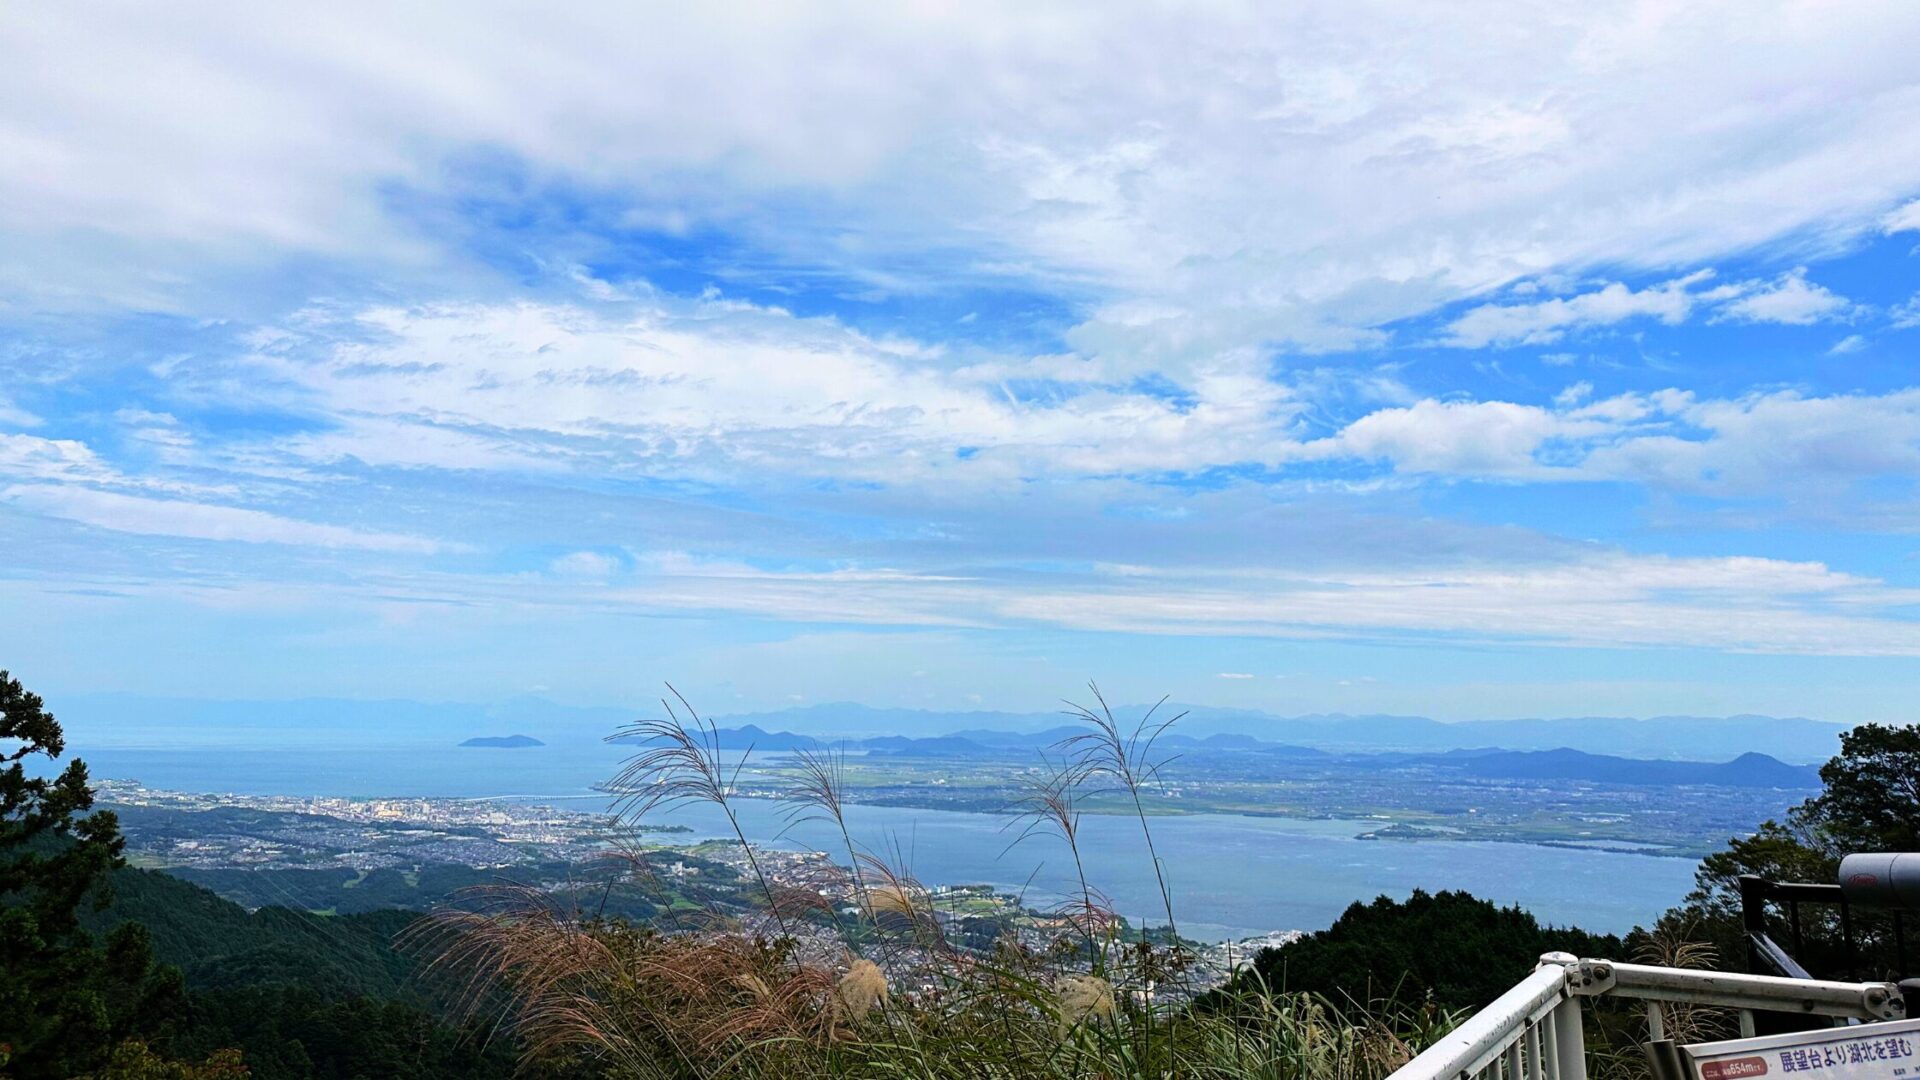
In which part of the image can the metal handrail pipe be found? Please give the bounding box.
[1747,931,1816,981]
[1592,960,1904,1020]
[1386,964,1571,1080]
[1754,881,1846,903]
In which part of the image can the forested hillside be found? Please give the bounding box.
[83,867,425,1001]
[2,671,521,1080]
[81,866,521,1079]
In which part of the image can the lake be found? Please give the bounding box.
[71,740,1700,940]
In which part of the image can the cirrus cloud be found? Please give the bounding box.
[2,483,453,554]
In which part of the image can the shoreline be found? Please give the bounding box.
[102,778,1705,861]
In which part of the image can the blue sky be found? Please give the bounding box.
[6,3,1920,724]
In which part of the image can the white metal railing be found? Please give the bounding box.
[1385,953,1907,1080]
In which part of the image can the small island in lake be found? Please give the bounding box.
[459,734,545,748]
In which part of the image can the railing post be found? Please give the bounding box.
[1551,997,1587,1080]
[1536,953,1589,1080]
[1739,876,1769,933]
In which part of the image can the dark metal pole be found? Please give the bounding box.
[1739,875,1769,974]
[1644,1039,1690,1080]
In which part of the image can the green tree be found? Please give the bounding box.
[1798,722,1920,854]
[1667,721,1920,980]
[1684,819,1838,926]
[77,1042,248,1080]
[1216,889,1621,1012]
[1685,722,1920,915]
[0,671,197,1078]
[172,989,518,1080]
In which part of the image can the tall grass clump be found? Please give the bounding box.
[1062,685,1184,947]
[412,685,1462,1079]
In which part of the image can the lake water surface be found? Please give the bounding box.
[74,741,1700,940]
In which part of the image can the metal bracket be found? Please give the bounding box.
[1536,952,1615,996]
[1861,982,1904,1021]
[1567,959,1617,997]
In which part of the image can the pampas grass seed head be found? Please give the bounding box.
[1054,973,1115,1034]
[836,958,889,1023]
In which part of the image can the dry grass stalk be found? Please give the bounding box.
[780,745,877,925]
[604,685,792,939]
[1634,919,1732,1047]
[1060,684,1185,945]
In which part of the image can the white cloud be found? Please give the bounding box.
[243,547,1920,657]
[1892,293,1920,330]
[0,397,40,427]
[1714,267,1852,325]
[1307,398,1622,478]
[1271,386,1920,495]
[1554,381,1594,407]
[0,432,115,484]
[12,7,1920,704]
[5,3,1920,360]
[200,291,1920,500]
[994,554,1920,656]
[1885,198,1920,234]
[1440,266,1856,347]
[114,408,197,463]
[244,298,1307,485]
[1216,672,1255,679]
[2,484,451,553]
[1829,334,1868,355]
[1439,274,1709,348]
[48,538,1918,658]
[549,551,620,577]
[1583,389,1920,494]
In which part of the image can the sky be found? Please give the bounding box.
[6,3,1920,724]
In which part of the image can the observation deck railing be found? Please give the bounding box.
[1383,952,1906,1080]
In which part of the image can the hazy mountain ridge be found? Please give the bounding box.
[60,693,1846,763]
[608,723,1819,787]
[712,703,1845,763]
[1440,748,1820,788]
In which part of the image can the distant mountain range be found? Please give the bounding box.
[705,703,1848,763]
[59,692,1850,764]
[1434,747,1819,789]
[458,734,544,748]
[606,723,1819,789]
[606,722,1327,757]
